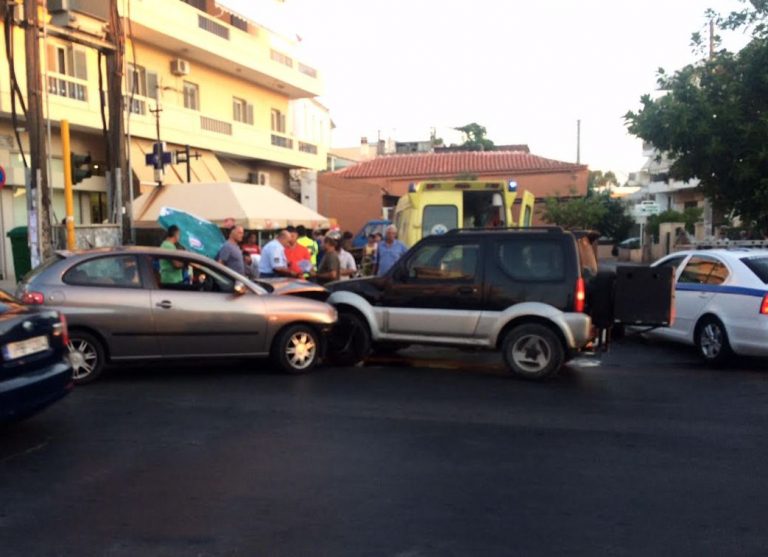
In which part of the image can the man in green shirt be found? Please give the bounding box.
[160,225,184,284]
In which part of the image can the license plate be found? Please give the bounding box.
[3,335,50,360]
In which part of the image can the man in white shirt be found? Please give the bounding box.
[338,231,358,280]
[258,230,295,278]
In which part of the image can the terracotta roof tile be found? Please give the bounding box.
[333,151,585,179]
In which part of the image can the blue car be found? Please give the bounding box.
[0,290,73,422]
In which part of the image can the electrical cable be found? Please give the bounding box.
[3,3,27,168]
[98,50,111,170]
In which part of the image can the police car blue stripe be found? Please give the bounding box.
[676,283,767,298]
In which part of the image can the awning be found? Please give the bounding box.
[132,182,330,230]
[129,139,230,187]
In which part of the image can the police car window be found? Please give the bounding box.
[63,256,142,288]
[678,256,727,284]
[742,256,768,284]
[422,205,457,238]
[657,255,686,272]
[497,240,565,281]
[407,243,479,281]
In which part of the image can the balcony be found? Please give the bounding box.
[47,74,88,102]
[122,0,323,99]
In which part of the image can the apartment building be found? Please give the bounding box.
[0,0,329,278]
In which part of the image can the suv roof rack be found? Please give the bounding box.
[445,226,564,234]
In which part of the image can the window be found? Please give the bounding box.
[678,256,729,285]
[656,255,687,273]
[270,49,293,67]
[183,81,199,111]
[152,257,235,293]
[233,97,254,124]
[497,240,565,281]
[271,109,286,133]
[63,256,142,288]
[47,44,88,101]
[89,192,107,223]
[422,205,457,238]
[742,256,768,285]
[406,243,479,281]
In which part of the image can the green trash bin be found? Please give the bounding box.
[7,226,31,281]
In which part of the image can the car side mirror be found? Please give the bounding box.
[234,281,247,296]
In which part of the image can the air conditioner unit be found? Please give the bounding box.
[248,172,269,186]
[170,59,190,76]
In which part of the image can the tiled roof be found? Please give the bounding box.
[333,151,585,179]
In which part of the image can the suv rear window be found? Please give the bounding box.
[497,240,565,281]
[742,256,768,284]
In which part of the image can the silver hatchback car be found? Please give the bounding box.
[16,247,337,384]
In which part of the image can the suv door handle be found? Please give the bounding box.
[155,300,173,309]
[457,286,477,295]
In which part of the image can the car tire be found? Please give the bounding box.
[67,331,106,385]
[272,324,320,374]
[695,316,732,366]
[327,311,371,366]
[501,323,564,381]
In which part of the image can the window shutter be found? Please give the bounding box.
[47,44,58,72]
[146,71,159,100]
[246,103,254,125]
[73,49,88,80]
[280,113,286,133]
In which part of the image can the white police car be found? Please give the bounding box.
[648,249,768,364]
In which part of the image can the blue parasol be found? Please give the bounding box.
[157,206,226,260]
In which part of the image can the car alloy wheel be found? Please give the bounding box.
[511,335,552,373]
[285,330,317,371]
[66,331,105,384]
[696,317,732,366]
[272,325,320,374]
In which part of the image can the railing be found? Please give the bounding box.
[270,49,293,68]
[127,96,147,115]
[198,14,230,40]
[298,141,318,154]
[200,115,232,135]
[271,134,294,149]
[47,74,88,102]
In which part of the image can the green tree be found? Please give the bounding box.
[454,122,495,151]
[625,1,768,229]
[587,170,619,194]
[541,191,633,239]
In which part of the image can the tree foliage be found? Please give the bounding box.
[541,191,633,240]
[454,122,495,151]
[587,170,619,193]
[625,1,768,229]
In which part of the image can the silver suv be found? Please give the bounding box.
[326,228,593,380]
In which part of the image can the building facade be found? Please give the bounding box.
[0,0,329,279]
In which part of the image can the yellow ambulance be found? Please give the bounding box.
[393,180,536,247]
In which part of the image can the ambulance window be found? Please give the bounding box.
[422,205,457,237]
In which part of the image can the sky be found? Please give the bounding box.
[221,0,750,180]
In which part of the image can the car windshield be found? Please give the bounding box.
[741,256,768,284]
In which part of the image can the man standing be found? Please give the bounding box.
[338,231,358,280]
[374,225,408,276]
[284,226,312,277]
[258,230,295,278]
[296,225,318,269]
[159,225,184,285]
[217,226,246,275]
[311,236,341,285]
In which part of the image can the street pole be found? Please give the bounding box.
[107,0,129,244]
[24,0,53,259]
[576,119,581,165]
[60,120,76,250]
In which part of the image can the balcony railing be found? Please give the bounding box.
[298,64,317,78]
[271,134,294,149]
[201,116,233,135]
[47,74,88,102]
[198,14,230,40]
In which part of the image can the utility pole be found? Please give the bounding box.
[24,0,52,259]
[576,119,581,164]
[106,0,129,243]
[709,19,715,59]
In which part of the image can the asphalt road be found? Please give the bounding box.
[2,339,768,557]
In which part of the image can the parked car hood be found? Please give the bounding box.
[255,277,329,301]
